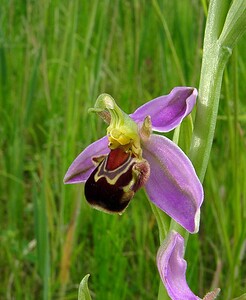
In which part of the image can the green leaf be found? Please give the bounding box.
[78,274,92,300]
[219,0,246,50]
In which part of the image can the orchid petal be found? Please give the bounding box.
[131,87,197,132]
[157,231,201,300]
[64,136,109,184]
[142,134,203,233]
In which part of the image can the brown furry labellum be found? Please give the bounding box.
[85,148,150,213]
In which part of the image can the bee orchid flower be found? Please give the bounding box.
[64,87,203,233]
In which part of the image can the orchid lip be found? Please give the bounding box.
[84,148,150,214]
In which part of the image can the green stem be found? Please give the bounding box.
[149,199,170,243]
[189,43,230,182]
[189,0,246,181]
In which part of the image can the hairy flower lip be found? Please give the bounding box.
[84,148,150,214]
[64,87,203,233]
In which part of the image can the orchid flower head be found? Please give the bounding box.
[64,87,204,233]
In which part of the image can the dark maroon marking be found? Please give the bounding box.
[106,148,130,170]
[84,150,150,213]
[85,159,135,212]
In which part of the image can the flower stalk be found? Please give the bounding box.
[189,0,246,182]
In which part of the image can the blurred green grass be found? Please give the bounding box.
[0,0,245,299]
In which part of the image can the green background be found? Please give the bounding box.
[0,1,245,299]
